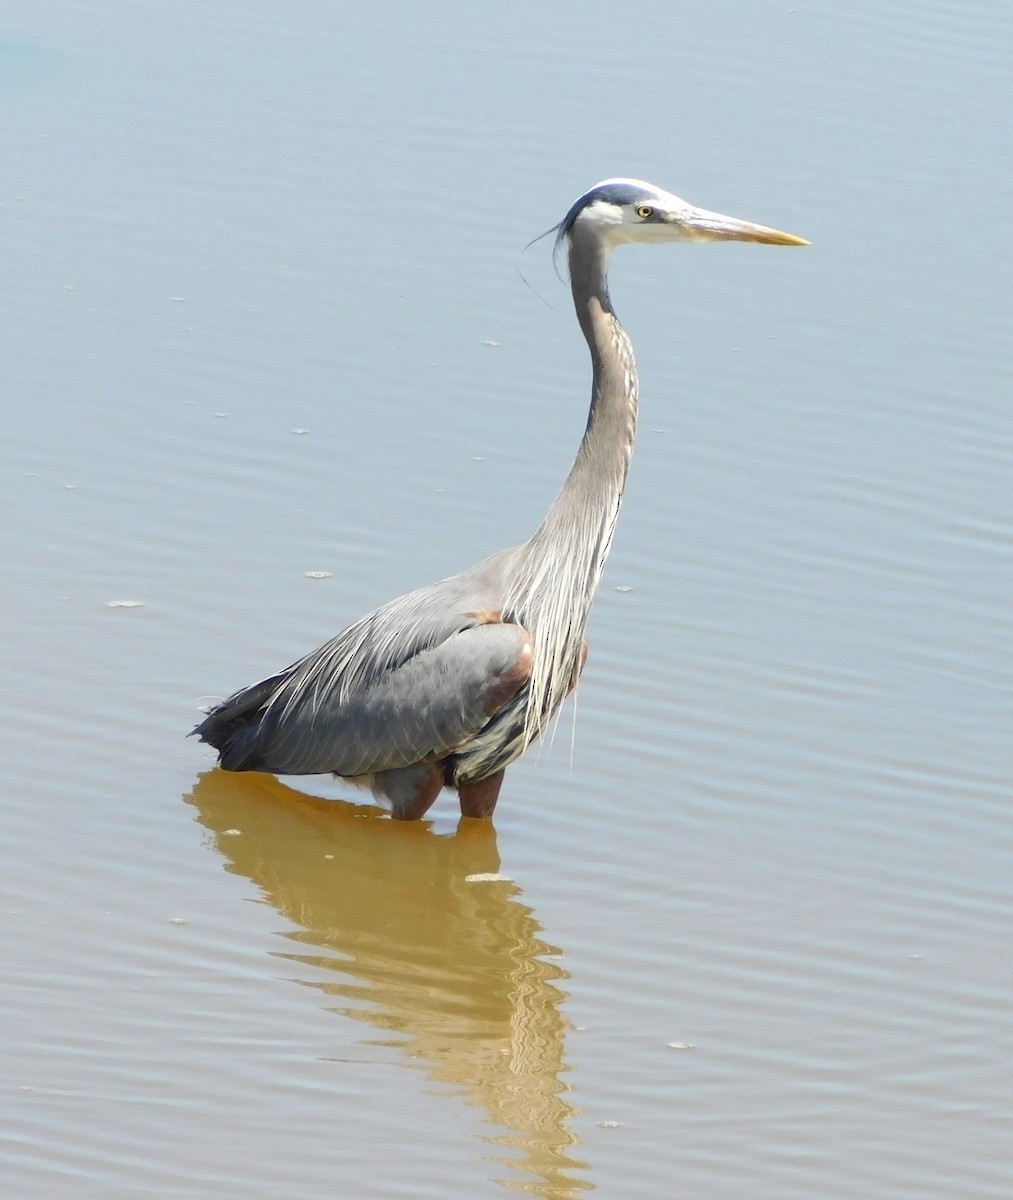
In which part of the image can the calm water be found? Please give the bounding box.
[3,1,1012,1196]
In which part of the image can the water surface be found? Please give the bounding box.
[3,1,1012,1196]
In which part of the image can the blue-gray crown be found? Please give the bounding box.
[557,181,651,238]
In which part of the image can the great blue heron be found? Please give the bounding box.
[194,178,807,819]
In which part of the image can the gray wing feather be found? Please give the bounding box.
[247,621,526,775]
[198,547,526,776]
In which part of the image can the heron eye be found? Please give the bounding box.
[636,205,654,219]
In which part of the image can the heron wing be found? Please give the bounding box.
[241,620,528,775]
[196,553,529,776]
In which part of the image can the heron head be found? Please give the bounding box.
[556,178,808,254]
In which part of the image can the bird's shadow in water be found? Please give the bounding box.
[185,769,591,1199]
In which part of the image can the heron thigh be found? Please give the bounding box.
[371,763,444,820]
[458,769,505,819]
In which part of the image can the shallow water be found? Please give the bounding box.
[3,1,1012,1196]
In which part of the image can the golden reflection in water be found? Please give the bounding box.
[186,771,591,1198]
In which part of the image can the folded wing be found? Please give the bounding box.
[194,580,531,777]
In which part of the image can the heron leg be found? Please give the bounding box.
[372,763,444,820]
[458,770,505,819]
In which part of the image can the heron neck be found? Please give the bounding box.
[514,233,638,596]
[501,230,639,744]
[554,233,639,542]
[571,234,638,466]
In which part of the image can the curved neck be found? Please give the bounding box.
[567,230,639,498]
[533,229,639,560]
[504,226,639,741]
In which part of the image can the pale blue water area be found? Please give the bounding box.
[2,1,1012,1196]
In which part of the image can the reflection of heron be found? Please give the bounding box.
[186,770,590,1198]
[194,180,806,818]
